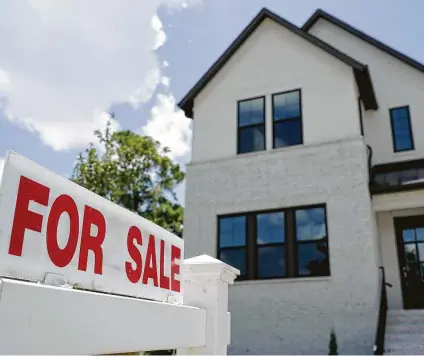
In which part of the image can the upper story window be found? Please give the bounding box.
[237,97,265,154]
[272,89,303,149]
[390,106,414,152]
[218,204,329,280]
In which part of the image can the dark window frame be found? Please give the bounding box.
[217,204,330,281]
[293,207,330,278]
[237,96,266,155]
[389,105,415,153]
[272,88,303,149]
[255,211,287,279]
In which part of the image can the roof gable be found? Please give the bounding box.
[178,8,378,118]
[302,9,424,75]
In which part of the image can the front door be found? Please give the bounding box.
[395,215,424,309]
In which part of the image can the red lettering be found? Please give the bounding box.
[78,206,106,275]
[171,245,181,292]
[46,194,79,268]
[159,240,170,289]
[9,176,50,256]
[125,226,143,283]
[142,234,158,287]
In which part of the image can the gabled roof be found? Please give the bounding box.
[178,7,378,119]
[302,9,424,74]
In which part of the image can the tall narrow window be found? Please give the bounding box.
[256,212,286,279]
[237,97,265,154]
[218,215,247,278]
[390,106,414,152]
[272,89,303,149]
[295,207,329,277]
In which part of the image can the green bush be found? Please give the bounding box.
[329,328,338,355]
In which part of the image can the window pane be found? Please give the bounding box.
[258,245,286,278]
[273,91,300,121]
[418,243,424,262]
[238,125,265,154]
[219,216,246,247]
[257,212,285,245]
[298,241,329,277]
[220,248,246,276]
[391,107,413,151]
[295,207,326,241]
[274,119,302,148]
[403,229,415,242]
[416,228,424,242]
[405,243,418,262]
[239,98,264,127]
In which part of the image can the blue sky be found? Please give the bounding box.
[0,0,423,205]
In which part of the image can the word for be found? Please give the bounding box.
[8,176,181,292]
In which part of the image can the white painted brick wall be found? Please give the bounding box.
[183,137,380,355]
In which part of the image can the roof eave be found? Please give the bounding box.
[178,7,375,118]
[354,66,378,110]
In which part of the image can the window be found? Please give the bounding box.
[218,216,247,278]
[237,97,265,154]
[295,207,329,277]
[390,106,414,152]
[257,212,286,278]
[272,89,303,149]
[218,205,329,280]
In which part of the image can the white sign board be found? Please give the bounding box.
[0,151,184,303]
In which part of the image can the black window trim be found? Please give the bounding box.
[271,88,303,149]
[236,95,266,155]
[389,105,415,153]
[217,203,330,281]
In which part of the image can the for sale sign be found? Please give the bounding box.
[0,151,184,303]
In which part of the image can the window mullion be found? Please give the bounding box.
[246,214,257,280]
[285,209,296,278]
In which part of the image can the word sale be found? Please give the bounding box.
[8,175,181,293]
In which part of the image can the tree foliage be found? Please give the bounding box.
[71,120,185,236]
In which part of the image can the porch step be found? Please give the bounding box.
[385,310,424,355]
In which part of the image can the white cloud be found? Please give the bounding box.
[151,15,167,50]
[0,0,199,151]
[128,68,161,109]
[0,157,4,182]
[0,68,10,92]
[161,76,171,88]
[142,93,192,161]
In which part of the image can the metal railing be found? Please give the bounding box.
[373,267,392,355]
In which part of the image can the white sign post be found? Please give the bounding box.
[0,151,183,302]
[0,151,239,355]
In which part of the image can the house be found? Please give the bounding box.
[178,7,424,355]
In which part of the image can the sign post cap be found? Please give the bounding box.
[183,254,240,284]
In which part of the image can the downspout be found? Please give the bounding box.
[366,144,374,196]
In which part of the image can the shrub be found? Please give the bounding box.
[328,328,338,355]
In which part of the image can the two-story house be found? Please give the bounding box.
[178,8,424,355]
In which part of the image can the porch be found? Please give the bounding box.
[371,158,424,310]
[371,160,424,354]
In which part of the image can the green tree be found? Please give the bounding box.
[71,119,185,236]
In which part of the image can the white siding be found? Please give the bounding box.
[183,138,379,354]
[308,19,424,165]
[191,18,360,163]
